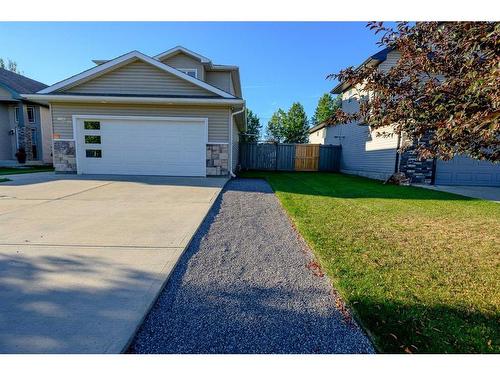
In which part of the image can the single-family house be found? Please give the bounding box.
[24,46,245,176]
[0,68,52,165]
[309,48,500,187]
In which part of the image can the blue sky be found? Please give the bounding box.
[0,22,383,125]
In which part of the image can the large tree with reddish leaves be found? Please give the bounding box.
[328,22,500,162]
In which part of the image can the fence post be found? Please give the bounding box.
[275,143,278,171]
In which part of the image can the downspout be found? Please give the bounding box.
[394,130,402,173]
[230,106,246,178]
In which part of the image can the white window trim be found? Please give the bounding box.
[27,106,36,123]
[178,68,198,79]
[14,107,19,123]
[71,115,209,175]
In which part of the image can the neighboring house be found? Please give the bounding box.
[0,68,52,165]
[24,46,245,176]
[309,48,500,187]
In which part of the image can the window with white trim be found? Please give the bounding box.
[178,68,198,78]
[14,107,19,123]
[27,106,35,123]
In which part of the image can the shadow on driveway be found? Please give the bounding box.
[0,251,161,353]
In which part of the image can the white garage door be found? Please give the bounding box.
[75,116,207,176]
[435,155,500,187]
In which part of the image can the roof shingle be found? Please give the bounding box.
[0,68,48,94]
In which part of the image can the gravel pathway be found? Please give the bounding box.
[129,178,374,354]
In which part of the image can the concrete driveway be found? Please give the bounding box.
[0,172,226,353]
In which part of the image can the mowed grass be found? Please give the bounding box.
[0,166,54,175]
[241,171,500,353]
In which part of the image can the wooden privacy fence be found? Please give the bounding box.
[239,143,341,172]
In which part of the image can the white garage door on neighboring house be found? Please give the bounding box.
[75,116,207,176]
[435,155,500,187]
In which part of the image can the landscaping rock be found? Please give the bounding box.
[130,178,375,354]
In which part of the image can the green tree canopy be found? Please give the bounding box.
[241,109,262,142]
[266,103,309,143]
[266,109,287,142]
[311,93,341,126]
[283,102,309,143]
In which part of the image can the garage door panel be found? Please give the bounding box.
[82,159,202,176]
[436,155,500,187]
[77,117,207,176]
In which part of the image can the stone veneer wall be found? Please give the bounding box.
[17,126,34,161]
[399,134,435,184]
[53,140,77,173]
[206,144,229,176]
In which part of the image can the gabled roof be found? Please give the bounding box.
[0,68,47,95]
[332,47,393,94]
[154,46,211,63]
[38,50,236,99]
[88,47,243,98]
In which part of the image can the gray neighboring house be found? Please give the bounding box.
[24,46,245,177]
[0,68,52,165]
[309,48,500,187]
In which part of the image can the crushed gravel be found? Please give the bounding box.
[129,178,375,354]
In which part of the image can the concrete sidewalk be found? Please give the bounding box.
[414,184,500,202]
[0,173,226,353]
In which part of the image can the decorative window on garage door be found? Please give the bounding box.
[84,121,100,130]
[85,135,101,144]
[84,121,102,158]
[85,149,102,158]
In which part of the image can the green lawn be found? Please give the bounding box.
[0,166,54,175]
[241,171,500,353]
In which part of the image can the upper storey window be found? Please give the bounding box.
[178,68,198,79]
[27,106,36,123]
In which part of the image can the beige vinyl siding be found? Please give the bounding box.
[205,71,232,95]
[228,73,235,95]
[308,128,326,144]
[8,104,17,125]
[0,104,12,159]
[51,102,231,143]
[39,106,53,163]
[378,50,401,73]
[0,87,13,99]
[232,121,239,171]
[328,50,404,180]
[160,53,205,81]
[64,60,213,97]
[331,87,398,180]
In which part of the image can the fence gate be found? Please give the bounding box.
[294,144,320,171]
